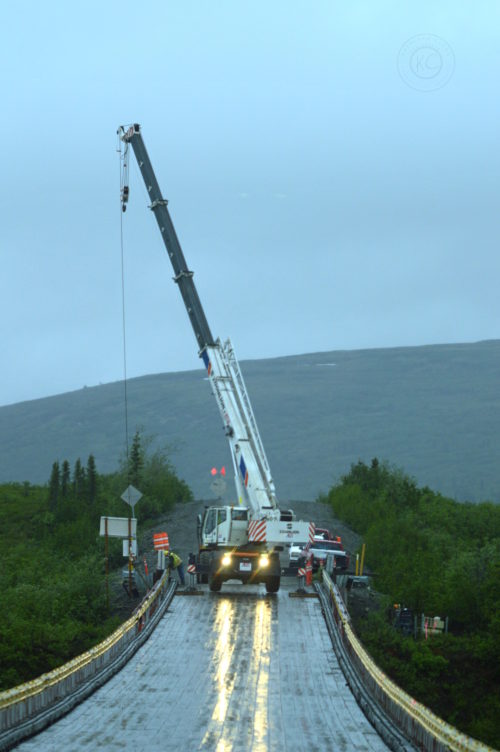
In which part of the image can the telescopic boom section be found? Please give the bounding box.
[119,123,279,514]
[119,123,215,350]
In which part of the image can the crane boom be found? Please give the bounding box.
[118,123,314,593]
[121,124,214,350]
[119,123,278,515]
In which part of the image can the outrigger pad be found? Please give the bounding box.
[289,591,319,598]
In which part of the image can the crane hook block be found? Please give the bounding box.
[121,185,129,211]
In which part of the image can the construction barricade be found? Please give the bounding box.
[187,553,197,588]
[297,556,306,591]
[153,531,169,551]
[305,552,313,586]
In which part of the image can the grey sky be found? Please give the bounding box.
[1,1,499,407]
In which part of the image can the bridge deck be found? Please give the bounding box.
[16,581,389,751]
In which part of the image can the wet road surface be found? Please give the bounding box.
[16,581,390,751]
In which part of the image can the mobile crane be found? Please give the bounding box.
[118,124,314,592]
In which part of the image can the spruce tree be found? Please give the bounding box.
[129,431,143,488]
[48,461,60,511]
[61,460,70,499]
[73,458,86,500]
[86,454,97,505]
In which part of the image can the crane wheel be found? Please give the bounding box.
[209,576,222,592]
[265,577,280,593]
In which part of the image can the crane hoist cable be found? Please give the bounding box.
[117,132,131,465]
[120,133,130,211]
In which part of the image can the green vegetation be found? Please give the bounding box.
[0,434,192,691]
[325,459,500,747]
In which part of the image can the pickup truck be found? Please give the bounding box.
[302,539,349,572]
[288,540,309,568]
[313,527,334,541]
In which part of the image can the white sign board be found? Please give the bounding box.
[100,516,137,538]
[122,539,138,557]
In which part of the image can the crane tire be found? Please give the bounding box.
[265,577,280,593]
[209,576,222,592]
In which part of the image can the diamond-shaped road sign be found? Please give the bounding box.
[121,485,143,510]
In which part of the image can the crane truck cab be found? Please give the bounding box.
[197,505,311,592]
[197,505,281,592]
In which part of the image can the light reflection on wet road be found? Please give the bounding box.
[16,583,389,751]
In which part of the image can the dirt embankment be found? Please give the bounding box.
[139,498,363,568]
[109,499,364,616]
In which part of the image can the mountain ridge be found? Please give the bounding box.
[1,339,499,503]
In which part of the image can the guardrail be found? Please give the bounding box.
[319,570,497,752]
[0,573,176,751]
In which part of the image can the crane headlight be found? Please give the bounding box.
[259,554,270,568]
[221,554,232,567]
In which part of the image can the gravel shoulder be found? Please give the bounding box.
[110,498,363,616]
[140,498,362,568]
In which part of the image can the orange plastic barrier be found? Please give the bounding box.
[305,555,313,586]
[153,532,169,550]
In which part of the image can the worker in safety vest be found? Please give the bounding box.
[168,551,185,585]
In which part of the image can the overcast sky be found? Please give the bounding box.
[1,1,498,407]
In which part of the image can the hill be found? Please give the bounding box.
[0,340,499,502]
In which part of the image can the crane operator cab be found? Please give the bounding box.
[199,506,249,548]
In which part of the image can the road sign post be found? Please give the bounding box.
[99,516,139,598]
[120,487,142,599]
